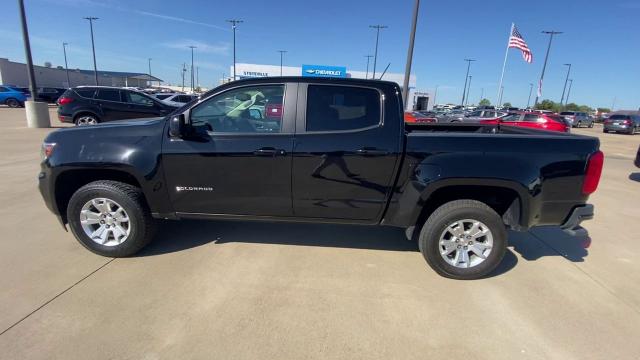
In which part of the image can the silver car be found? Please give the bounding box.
[559,111,593,128]
[462,110,507,123]
[603,114,640,135]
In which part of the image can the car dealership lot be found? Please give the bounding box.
[0,108,639,359]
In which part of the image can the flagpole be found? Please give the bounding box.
[496,23,513,107]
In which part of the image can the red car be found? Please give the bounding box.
[404,111,437,124]
[480,112,569,132]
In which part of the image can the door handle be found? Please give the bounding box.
[356,147,388,156]
[253,147,286,156]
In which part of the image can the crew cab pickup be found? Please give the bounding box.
[38,77,603,279]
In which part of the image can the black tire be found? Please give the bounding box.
[67,180,156,257]
[576,121,582,128]
[588,122,594,128]
[418,199,507,280]
[74,113,99,126]
[5,98,20,108]
[603,129,608,133]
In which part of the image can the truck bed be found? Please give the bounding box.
[405,122,574,136]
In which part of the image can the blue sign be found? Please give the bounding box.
[301,64,347,78]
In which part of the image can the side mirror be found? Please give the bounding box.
[169,114,186,137]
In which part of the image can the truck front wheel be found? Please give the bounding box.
[418,200,507,280]
[67,180,156,257]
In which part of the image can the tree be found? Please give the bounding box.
[503,102,512,108]
[565,103,580,111]
[597,107,611,113]
[535,99,562,113]
[479,98,491,106]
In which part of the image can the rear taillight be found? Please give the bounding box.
[582,151,604,195]
[57,96,73,105]
[416,118,436,123]
[623,120,632,125]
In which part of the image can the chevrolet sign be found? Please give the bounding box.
[301,64,347,78]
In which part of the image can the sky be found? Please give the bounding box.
[0,0,638,109]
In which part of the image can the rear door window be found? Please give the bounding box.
[95,89,122,102]
[523,114,540,122]
[0,87,7,92]
[500,114,522,122]
[306,85,380,132]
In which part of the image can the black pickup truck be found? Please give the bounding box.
[38,77,603,279]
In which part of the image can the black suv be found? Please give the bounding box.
[57,86,179,125]
[37,87,66,103]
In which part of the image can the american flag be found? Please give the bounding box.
[509,25,532,63]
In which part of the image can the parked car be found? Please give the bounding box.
[404,111,437,124]
[481,112,569,132]
[559,111,593,128]
[461,109,507,123]
[161,93,199,107]
[56,86,179,125]
[153,93,176,101]
[37,77,604,280]
[635,144,640,168]
[36,87,66,103]
[441,109,467,122]
[603,114,640,134]
[0,85,29,107]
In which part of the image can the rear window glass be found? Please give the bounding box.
[560,112,576,115]
[547,115,565,123]
[306,85,380,132]
[609,115,630,120]
[75,89,96,98]
[155,94,171,100]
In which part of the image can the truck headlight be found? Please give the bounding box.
[41,142,56,160]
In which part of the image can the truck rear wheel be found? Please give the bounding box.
[67,180,156,257]
[418,200,507,280]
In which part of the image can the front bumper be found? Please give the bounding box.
[560,204,594,236]
[38,168,66,230]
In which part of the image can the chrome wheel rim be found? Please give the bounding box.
[439,219,493,268]
[76,116,97,125]
[80,198,131,246]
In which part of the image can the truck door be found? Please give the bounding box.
[162,83,296,217]
[291,83,402,222]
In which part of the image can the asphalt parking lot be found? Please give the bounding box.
[0,107,639,359]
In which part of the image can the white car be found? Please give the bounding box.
[160,94,198,107]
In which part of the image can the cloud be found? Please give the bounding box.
[132,11,229,31]
[38,0,229,31]
[162,40,230,56]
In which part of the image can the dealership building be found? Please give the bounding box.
[0,58,161,89]
[231,63,431,110]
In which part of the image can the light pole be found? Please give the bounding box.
[402,0,420,109]
[364,55,373,79]
[611,96,616,111]
[227,19,243,80]
[465,75,472,106]
[433,85,438,107]
[181,63,186,91]
[560,63,571,106]
[479,87,484,103]
[62,42,70,87]
[83,17,99,85]
[196,66,199,88]
[188,45,196,91]
[369,24,387,79]
[461,58,475,105]
[526,83,533,108]
[565,79,573,106]
[534,30,563,106]
[147,58,152,87]
[278,50,287,76]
